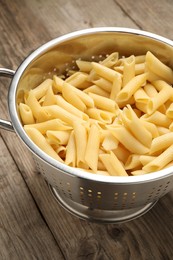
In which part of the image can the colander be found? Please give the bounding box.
[0,27,173,223]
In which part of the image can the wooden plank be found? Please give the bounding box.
[116,0,173,39]
[0,0,173,259]
[0,134,64,260]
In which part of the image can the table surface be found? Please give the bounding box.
[0,0,173,259]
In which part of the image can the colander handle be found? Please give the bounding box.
[0,68,15,132]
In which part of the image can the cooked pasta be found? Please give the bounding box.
[18,50,173,176]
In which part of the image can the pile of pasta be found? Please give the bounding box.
[18,51,173,176]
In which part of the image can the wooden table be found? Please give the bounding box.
[0,0,173,259]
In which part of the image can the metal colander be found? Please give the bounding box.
[1,28,173,223]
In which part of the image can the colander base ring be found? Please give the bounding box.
[49,185,158,223]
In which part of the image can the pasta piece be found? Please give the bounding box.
[76,60,92,72]
[110,73,122,100]
[65,72,89,89]
[64,82,94,108]
[114,63,145,76]
[24,127,63,162]
[84,85,110,98]
[125,154,142,170]
[157,126,170,135]
[31,79,53,100]
[166,103,173,118]
[43,86,57,106]
[135,102,148,114]
[99,151,128,176]
[134,88,150,104]
[73,121,88,168]
[97,160,107,171]
[46,130,70,145]
[121,105,152,147]
[150,132,173,154]
[85,124,100,172]
[122,55,135,86]
[143,145,173,172]
[116,73,148,102]
[65,130,76,167]
[144,83,158,97]
[131,170,147,176]
[117,96,135,109]
[140,120,159,138]
[139,155,156,166]
[109,125,149,154]
[146,51,173,84]
[101,132,119,151]
[93,76,112,92]
[88,92,119,112]
[135,55,146,64]
[147,80,173,114]
[19,103,35,125]
[62,82,86,111]
[101,52,119,68]
[87,108,115,124]
[142,111,172,128]
[112,144,130,164]
[53,75,65,93]
[92,62,120,82]
[56,95,89,120]
[26,91,50,122]
[24,119,72,134]
[43,105,84,125]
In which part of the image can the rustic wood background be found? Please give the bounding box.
[0,0,173,259]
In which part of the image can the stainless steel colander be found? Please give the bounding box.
[0,28,173,223]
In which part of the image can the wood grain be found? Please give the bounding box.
[116,0,173,39]
[0,134,64,260]
[0,0,173,259]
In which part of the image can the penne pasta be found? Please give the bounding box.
[20,50,173,176]
[91,62,120,82]
[85,124,100,172]
[46,130,70,145]
[19,103,35,125]
[109,125,149,154]
[88,92,119,113]
[121,105,152,147]
[56,95,89,120]
[116,73,148,102]
[110,73,122,100]
[147,80,173,114]
[134,88,150,104]
[65,71,89,89]
[143,145,173,172]
[43,86,57,106]
[150,132,173,154]
[31,79,53,100]
[166,103,173,118]
[73,121,88,168]
[92,76,112,92]
[99,151,128,176]
[84,85,110,98]
[122,55,135,87]
[86,108,115,124]
[24,119,72,134]
[65,130,76,167]
[76,60,93,72]
[146,51,173,84]
[125,154,142,170]
[24,127,63,162]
